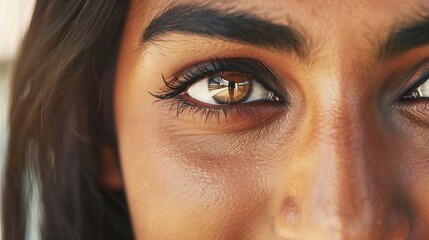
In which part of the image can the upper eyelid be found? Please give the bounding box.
[401,61,429,97]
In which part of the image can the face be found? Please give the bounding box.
[113,0,429,239]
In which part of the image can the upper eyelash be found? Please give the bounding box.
[150,61,222,100]
[401,70,429,99]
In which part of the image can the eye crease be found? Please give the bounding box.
[186,73,280,105]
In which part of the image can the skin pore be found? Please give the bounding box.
[112,0,429,239]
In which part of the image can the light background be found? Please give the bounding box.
[1,0,37,239]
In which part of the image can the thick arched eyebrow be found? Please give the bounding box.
[380,15,429,59]
[141,4,307,57]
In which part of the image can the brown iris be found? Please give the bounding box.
[208,73,252,104]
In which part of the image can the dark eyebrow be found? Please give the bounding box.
[380,15,429,59]
[141,4,307,56]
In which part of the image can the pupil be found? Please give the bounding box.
[208,74,251,104]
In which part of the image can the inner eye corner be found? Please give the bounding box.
[401,83,429,100]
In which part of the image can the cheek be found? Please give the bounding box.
[116,117,277,239]
[112,30,274,238]
[396,137,429,229]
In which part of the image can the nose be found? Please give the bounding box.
[274,95,410,239]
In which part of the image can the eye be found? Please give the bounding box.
[186,72,280,105]
[150,58,288,128]
[402,74,429,99]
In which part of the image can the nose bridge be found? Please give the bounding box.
[308,91,383,238]
[275,76,404,239]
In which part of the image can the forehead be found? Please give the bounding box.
[135,0,429,22]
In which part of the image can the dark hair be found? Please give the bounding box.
[3,1,133,239]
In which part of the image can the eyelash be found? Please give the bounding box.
[150,59,286,122]
[151,64,216,100]
[401,69,429,100]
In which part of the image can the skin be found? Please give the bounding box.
[111,0,429,239]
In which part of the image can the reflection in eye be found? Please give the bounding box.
[209,74,251,104]
[187,73,278,105]
[403,77,429,99]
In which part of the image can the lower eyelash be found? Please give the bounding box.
[162,96,265,124]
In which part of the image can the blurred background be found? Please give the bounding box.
[1,0,36,238]
[0,0,35,163]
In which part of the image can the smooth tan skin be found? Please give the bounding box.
[110,0,429,239]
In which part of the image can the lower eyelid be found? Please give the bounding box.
[180,93,274,109]
[159,96,287,132]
